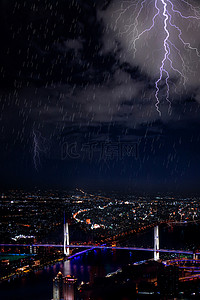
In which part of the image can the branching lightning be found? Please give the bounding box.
[33,129,48,171]
[114,0,200,115]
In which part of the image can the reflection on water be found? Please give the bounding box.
[0,249,150,300]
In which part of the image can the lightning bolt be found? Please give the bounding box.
[32,129,47,171]
[114,0,200,115]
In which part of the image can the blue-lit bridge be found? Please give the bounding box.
[0,243,199,256]
[1,224,199,260]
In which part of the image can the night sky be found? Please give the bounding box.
[1,0,200,193]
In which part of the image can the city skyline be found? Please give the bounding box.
[1,188,200,299]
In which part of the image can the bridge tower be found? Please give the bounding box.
[64,215,70,256]
[193,252,198,260]
[154,225,159,261]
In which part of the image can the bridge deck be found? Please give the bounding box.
[0,244,198,255]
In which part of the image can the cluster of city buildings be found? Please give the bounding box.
[1,189,200,246]
[52,272,77,300]
[1,189,200,299]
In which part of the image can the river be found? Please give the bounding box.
[0,223,200,300]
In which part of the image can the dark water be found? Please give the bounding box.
[0,224,200,300]
[0,250,152,300]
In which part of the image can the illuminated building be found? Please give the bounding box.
[53,272,77,300]
[53,272,63,300]
[63,275,78,300]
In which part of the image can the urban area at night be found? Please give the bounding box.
[1,189,200,299]
[1,0,200,299]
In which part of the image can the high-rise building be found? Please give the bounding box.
[53,272,77,300]
[63,275,78,300]
[53,272,63,300]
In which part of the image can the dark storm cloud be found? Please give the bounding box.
[1,0,200,134]
[99,0,200,104]
[0,0,200,191]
